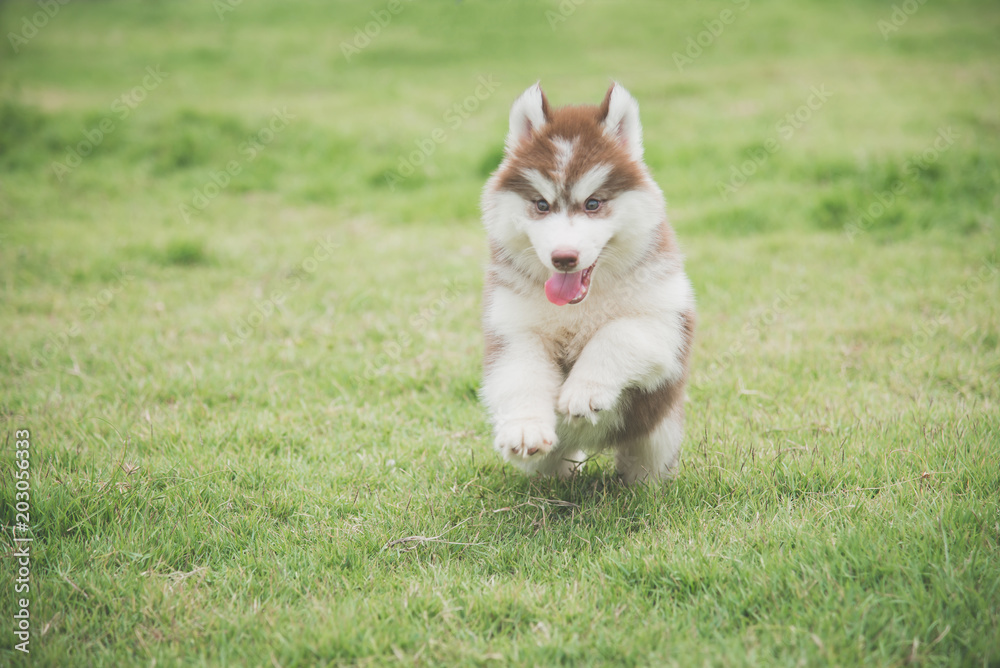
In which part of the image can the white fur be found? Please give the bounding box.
[506,83,547,151]
[552,137,576,182]
[527,210,611,273]
[481,83,693,484]
[603,84,643,161]
[520,169,557,205]
[570,164,612,203]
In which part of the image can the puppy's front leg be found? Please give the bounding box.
[482,335,562,468]
[558,317,684,423]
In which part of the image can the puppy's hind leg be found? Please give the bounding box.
[615,407,684,485]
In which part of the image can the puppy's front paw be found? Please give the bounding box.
[494,418,557,460]
[558,377,619,424]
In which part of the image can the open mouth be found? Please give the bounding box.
[544,261,597,306]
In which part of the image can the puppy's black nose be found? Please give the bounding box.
[551,250,579,271]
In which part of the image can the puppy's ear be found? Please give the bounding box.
[506,82,549,151]
[599,82,643,161]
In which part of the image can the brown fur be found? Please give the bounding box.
[493,90,646,209]
[483,327,506,373]
[613,309,695,443]
[657,218,678,256]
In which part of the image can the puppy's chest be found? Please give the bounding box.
[542,326,595,376]
[533,303,621,376]
[529,286,648,374]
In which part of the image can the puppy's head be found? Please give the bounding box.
[482,82,665,305]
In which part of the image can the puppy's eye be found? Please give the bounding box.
[584,198,602,212]
[535,200,550,213]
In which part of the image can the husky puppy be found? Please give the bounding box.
[480,82,696,484]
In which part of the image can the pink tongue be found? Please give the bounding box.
[544,271,584,306]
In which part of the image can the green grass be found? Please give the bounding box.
[1,0,999,665]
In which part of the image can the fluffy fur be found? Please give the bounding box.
[480,82,695,484]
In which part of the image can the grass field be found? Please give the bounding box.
[1,0,999,665]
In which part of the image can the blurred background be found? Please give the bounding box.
[2,0,998,444]
[3,0,997,231]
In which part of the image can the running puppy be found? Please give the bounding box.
[480,82,695,484]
